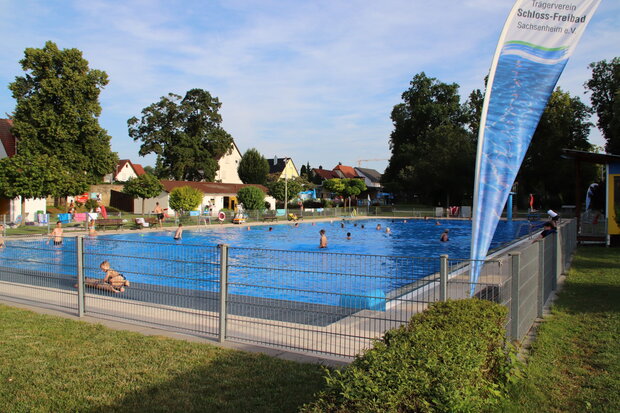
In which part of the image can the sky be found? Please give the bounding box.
[0,1,618,174]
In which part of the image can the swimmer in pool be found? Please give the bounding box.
[319,229,327,248]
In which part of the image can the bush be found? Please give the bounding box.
[237,186,266,210]
[302,299,515,413]
[169,186,203,214]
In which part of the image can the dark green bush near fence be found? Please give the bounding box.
[302,299,515,413]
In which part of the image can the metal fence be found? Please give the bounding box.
[0,220,577,360]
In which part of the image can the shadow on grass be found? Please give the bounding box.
[86,351,326,413]
[554,282,620,314]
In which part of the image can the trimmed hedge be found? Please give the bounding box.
[302,299,515,413]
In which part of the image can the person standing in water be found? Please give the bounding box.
[174,223,183,240]
[50,221,63,246]
[319,229,327,248]
[440,229,449,242]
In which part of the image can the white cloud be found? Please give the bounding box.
[0,0,618,171]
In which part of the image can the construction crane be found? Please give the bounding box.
[356,158,389,167]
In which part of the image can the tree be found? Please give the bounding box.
[128,89,234,181]
[323,178,367,207]
[238,148,269,184]
[9,41,118,183]
[266,178,303,204]
[237,186,266,210]
[0,154,88,224]
[342,179,367,204]
[143,165,155,175]
[322,178,345,198]
[517,88,594,208]
[383,72,475,204]
[122,174,165,215]
[585,57,620,154]
[169,186,203,214]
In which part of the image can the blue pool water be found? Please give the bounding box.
[99,218,529,257]
[0,219,538,308]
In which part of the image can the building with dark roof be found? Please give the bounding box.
[267,156,299,180]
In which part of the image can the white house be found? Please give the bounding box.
[214,141,243,184]
[0,119,46,223]
[104,159,146,183]
[133,180,276,215]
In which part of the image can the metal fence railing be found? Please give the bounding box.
[0,219,578,360]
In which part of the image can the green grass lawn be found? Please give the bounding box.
[500,246,620,412]
[0,306,326,412]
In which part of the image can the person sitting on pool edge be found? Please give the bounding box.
[440,229,449,242]
[319,229,327,248]
[533,222,556,242]
[101,260,130,292]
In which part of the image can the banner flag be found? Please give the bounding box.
[470,0,600,290]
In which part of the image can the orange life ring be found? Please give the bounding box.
[218,211,226,222]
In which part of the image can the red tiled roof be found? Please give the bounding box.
[334,164,361,179]
[0,119,16,157]
[161,180,268,195]
[312,168,338,180]
[133,164,146,176]
[115,159,131,176]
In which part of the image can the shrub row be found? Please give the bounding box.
[302,299,515,413]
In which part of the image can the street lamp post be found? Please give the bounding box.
[284,168,288,219]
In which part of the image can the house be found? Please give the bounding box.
[104,159,146,183]
[267,156,299,180]
[0,119,46,222]
[214,141,243,184]
[334,163,362,179]
[134,180,276,215]
[355,167,384,203]
[354,167,382,189]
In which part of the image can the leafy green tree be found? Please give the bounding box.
[9,41,118,183]
[323,178,367,207]
[169,186,203,214]
[267,178,303,204]
[585,57,620,154]
[128,89,234,181]
[0,154,88,224]
[143,165,155,175]
[238,148,269,184]
[517,88,594,208]
[342,179,367,200]
[322,178,345,197]
[122,174,165,215]
[383,72,474,204]
[237,186,266,210]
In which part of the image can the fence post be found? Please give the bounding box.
[537,239,544,318]
[439,254,448,301]
[219,244,229,343]
[509,252,521,340]
[76,236,85,317]
[553,232,560,291]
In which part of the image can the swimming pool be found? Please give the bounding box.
[0,219,538,309]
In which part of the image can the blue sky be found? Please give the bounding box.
[1,0,618,173]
